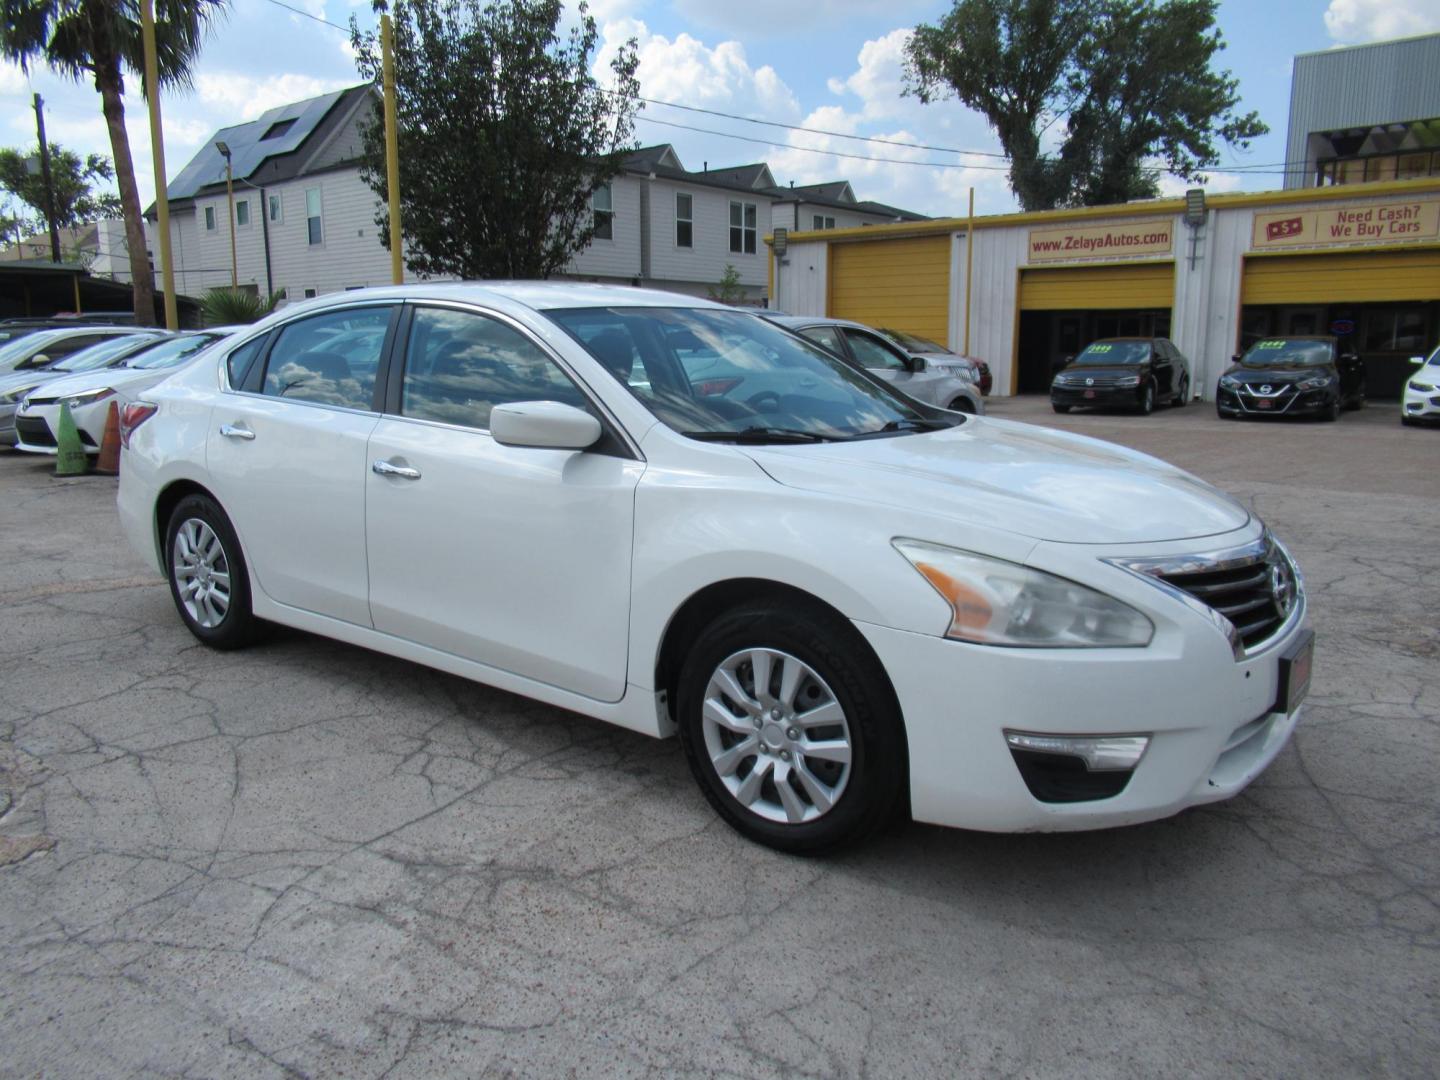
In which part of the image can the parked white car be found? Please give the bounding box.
[118,284,1312,853]
[15,331,234,454]
[0,326,157,445]
[1401,346,1440,425]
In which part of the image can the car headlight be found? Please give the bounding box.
[65,387,116,409]
[1410,381,1435,392]
[894,540,1154,648]
[2,384,40,404]
[1295,376,1330,390]
[1116,374,1141,387]
[1052,374,1071,385]
[1218,375,1240,389]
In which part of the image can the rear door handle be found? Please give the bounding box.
[372,459,421,480]
[219,424,255,440]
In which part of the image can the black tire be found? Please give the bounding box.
[676,599,906,854]
[1217,405,1238,420]
[1401,415,1418,427]
[1346,388,1365,411]
[947,397,975,414]
[1052,403,1071,414]
[1320,397,1341,422]
[164,494,263,650]
[1171,376,1188,407]
[1138,382,1155,415]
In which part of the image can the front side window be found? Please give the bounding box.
[305,188,323,245]
[592,184,613,241]
[844,329,909,371]
[730,201,756,254]
[401,307,589,430]
[235,199,250,227]
[260,306,391,408]
[268,193,283,222]
[799,325,845,355]
[676,192,693,248]
[547,307,933,441]
[204,206,216,231]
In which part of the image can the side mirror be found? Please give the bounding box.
[1412,356,1427,366]
[910,356,927,372]
[1053,355,1072,373]
[490,401,601,450]
[1231,353,1243,364]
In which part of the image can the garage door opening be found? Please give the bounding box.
[1240,249,1440,399]
[1016,309,1172,393]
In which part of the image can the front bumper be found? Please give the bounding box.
[855,530,1309,832]
[14,403,100,455]
[1216,385,1334,417]
[1051,384,1144,408]
[0,402,15,446]
[1402,386,1440,421]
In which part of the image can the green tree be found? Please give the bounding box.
[349,0,640,279]
[0,143,123,235]
[0,0,225,322]
[906,0,1266,210]
[708,264,746,305]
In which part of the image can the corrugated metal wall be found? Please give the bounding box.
[828,235,950,344]
[1285,34,1440,189]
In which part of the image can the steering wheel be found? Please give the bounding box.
[746,390,782,411]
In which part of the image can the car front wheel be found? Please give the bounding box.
[677,600,906,854]
[165,495,262,650]
[947,396,975,414]
[1138,383,1155,415]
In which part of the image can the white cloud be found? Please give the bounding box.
[671,0,930,35]
[1324,0,1440,43]
[194,72,354,121]
[0,61,28,96]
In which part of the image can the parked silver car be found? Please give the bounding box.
[765,315,984,413]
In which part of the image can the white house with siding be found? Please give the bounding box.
[148,86,925,308]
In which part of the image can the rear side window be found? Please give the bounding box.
[400,307,589,430]
[260,307,391,409]
[226,337,267,387]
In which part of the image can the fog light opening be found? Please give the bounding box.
[1004,731,1150,804]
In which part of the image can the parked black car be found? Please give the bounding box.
[1216,336,1365,421]
[1050,337,1191,415]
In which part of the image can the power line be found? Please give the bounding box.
[258,0,353,33]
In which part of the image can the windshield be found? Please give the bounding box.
[0,331,60,371]
[879,328,949,354]
[546,307,938,441]
[1425,346,1440,369]
[125,333,222,370]
[53,334,158,372]
[1242,338,1334,366]
[1074,341,1150,365]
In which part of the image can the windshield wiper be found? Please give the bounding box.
[683,426,847,443]
[854,418,953,437]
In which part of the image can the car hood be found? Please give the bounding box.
[1223,365,1334,384]
[24,365,165,400]
[742,416,1249,545]
[0,366,72,396]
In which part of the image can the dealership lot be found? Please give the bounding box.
[0,401,1436,1077]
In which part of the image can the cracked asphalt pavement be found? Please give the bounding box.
[1,399,1436,1078]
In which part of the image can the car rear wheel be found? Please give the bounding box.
[1052,403,1071,414]
[165,495,263,650]
[947,396,975,414]
[1171,376,1189,407]
[677,600,905,854]
[1321,398,1341,422]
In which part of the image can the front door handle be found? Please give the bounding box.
[372,459,421,480]
[219,424,255,440]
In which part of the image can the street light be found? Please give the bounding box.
[215,140,237,290]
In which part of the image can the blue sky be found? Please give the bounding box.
[1,0,1438,224]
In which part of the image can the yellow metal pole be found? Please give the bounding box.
[225,159,237,290]
[382,14,403,285]
[963,186,975,356]
[141,0,178,329]
[73,273,82,313]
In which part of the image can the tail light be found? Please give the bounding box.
[119,401,158,449]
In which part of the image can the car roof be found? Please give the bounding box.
[273,281,734,316]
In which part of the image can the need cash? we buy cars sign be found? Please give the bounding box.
[1252,198,1440,251]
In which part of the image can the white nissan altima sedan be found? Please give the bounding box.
[117,283,1313,853]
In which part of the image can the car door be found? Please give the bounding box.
[364,303,643,703]
[1148,341,1173,399]
[1165,340,1190,395]
[207,304,397,627]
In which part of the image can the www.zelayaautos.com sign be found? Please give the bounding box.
[1251,198,1440,250]
[1027,220,1174,262]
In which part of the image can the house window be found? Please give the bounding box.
[729,201,756,254]
[261,118,296,141]
[306,188,323,245]
[235,199,250,227]
[303,287,318,299]
[812,215,836,230]
[592,183,613,240]
[268,193,283,223]
[204,206,216,231]
[676,192,693,248]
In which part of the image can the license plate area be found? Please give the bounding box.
[1083,390,1096,399]
[1257,399,1273,409]
[1274,629,1314,715]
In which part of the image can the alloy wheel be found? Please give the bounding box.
[700,648,853,825]
[172,517,232,629]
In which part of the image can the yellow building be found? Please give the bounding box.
[769,178,1440,400]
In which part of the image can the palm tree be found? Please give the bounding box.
[0,0,224,324]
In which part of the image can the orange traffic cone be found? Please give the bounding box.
[95,401,121,476]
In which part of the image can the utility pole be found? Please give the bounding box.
[32,94,61,264]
